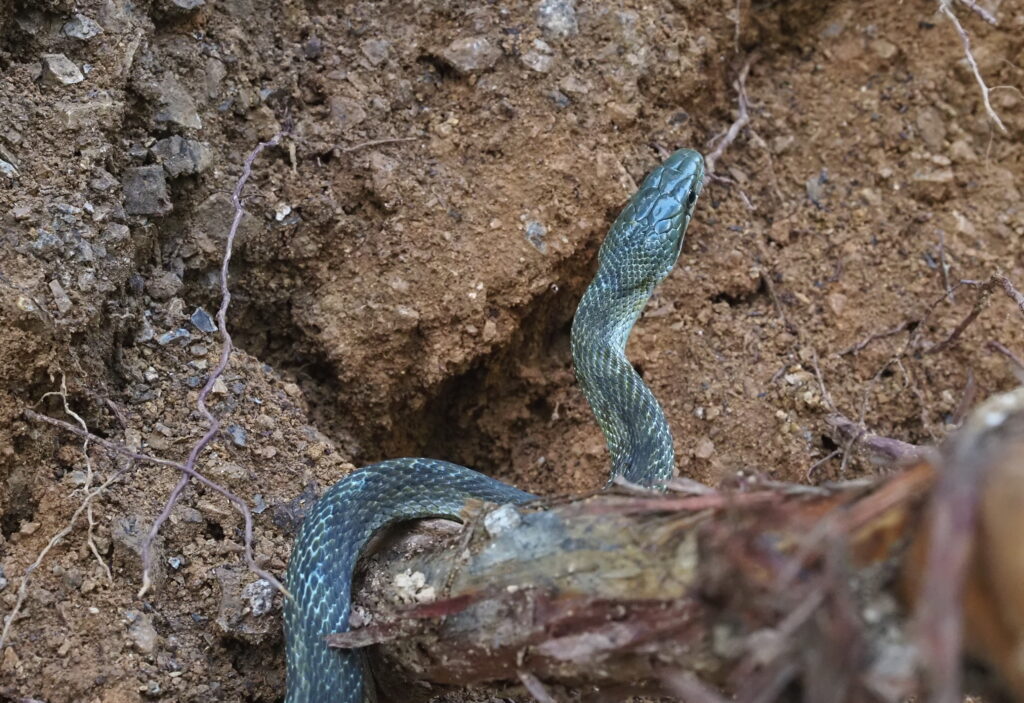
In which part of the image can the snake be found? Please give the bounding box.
[284,148,705,703]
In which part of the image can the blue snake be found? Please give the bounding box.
[284,148,705,702]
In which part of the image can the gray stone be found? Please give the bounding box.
[548,89,571,108]
[49,279,72,314]
[190,192,264,261]
[524,220,547,252]
[146,270,182,300]
[484,504,522,537]
[360,38,390,66]
[227,425,247,447]
[62,14,103,40]
[537,0,578,38]
[329,96,366,128]
[242,579,275,617]
[57,95,122,129]
[440,36,501,74]
[916,107,947,152]
[40,54,85,86]
[558,74,590,95]
[806,173,826,206]
[303,36,323,60]
[103,223,130,243]
[151,135,212,177]
[126,611,159,654]
[912,167,954,183]
[157,328,191,345]
[190,307,217,333]
[89,168,118,192]
[153,76,202,130]
[521,50,554,73]
[123,165,172,216]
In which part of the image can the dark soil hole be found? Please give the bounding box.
[205,520,226,541]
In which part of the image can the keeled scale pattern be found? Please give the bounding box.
[572,149,704,484]
[284,149,705,702]
[284,459,534,702]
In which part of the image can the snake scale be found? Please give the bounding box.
[284,148,706,703]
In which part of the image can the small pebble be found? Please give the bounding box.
[243,579,275,617]
[40,54,85,85]
[21,521,41,535]
[146,270,182,301]
[62,14,103,40]
[157,328,191,346]
[190,307,217,333]
[303,36,323,59]
[48,279,73,314]
[484,504,522,536]
[151,135,212,177]
[227,425,247,447]
[521,50,554,73]
[122,165,172,216]
[440,36,501,74]
[152,76,202,130]
[360,38,390,66]
[548,90,571,108]
[537,0,578,38]
[524,220,547,252]
[694,438,715,460]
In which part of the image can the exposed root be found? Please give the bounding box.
[938,0,1008,134]
[138,131,287,598]
[38,373,110,581]
[0,458,134,653]
[838,322,911,356]
[335,135,420,153]
[23,133,290,601]
[705,53,757,178]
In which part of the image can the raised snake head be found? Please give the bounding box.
[598,148,705,293]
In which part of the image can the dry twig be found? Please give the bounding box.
[987,340,1024,378]
[926,275,1024,355]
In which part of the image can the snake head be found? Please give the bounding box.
[604,148,705,288]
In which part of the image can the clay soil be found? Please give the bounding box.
[1,0,1022,701]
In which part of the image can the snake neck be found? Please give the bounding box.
[571,273,674,486]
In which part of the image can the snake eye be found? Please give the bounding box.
[686,189,698,209]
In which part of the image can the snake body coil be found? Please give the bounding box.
[284,148,705,703]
